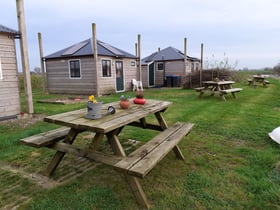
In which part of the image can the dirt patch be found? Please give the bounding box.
[37,97,88,104]
[0,114,45,129]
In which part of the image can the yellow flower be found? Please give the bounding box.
[88,95,97,103]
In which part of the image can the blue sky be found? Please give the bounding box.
[1,0,279,70]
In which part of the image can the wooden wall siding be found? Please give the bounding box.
[46,56,138,95]
[46,57,96,94]
[0,33,21,118]
[165,60,184,76]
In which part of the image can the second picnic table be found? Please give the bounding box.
[194,80,242,101]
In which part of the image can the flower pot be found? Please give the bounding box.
[133,98,146,105]
[85,101,103,119]
[119,100,130,109]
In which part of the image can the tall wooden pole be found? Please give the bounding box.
[38,32,46,92]
[92,23,99,96]
[16,0,33,114]
[135,43,138,57]
[200,43,204,86]
[137,34,142,81]
[184,37,187,75]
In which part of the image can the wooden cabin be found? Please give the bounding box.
[141,47,201,87]
[0,24,21,120]
[44,39,138,95]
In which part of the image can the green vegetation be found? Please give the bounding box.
[1,72,280,209]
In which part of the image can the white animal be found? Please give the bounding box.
[131,79,143,91]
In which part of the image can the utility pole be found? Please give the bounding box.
[16,0,33,114]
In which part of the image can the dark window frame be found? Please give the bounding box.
[102,59,112,77]
[157,62,164,71]
[69,59,81,78]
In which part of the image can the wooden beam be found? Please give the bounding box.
[38,32,46,92]
[137,34,142,81]
[200,43,204,86]
[184,37,187,75]
[16,0,33,114]
[92,23,99,96]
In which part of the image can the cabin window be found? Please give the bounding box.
[0,58,2,80]
[102,59,112,77]
[157,63,164,71]
[130,61,136,67]
[69,59,81,78]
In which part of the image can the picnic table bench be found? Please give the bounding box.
[20,127,70,148]
[114,122,193,178]
[20,99,194,209]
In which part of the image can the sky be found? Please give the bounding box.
[1,0,280,70]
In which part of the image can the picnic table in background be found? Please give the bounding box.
[194,80,242,101]
[247,74,270,87]
[20,99,194,209]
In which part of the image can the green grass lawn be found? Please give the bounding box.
[1,73,280,210]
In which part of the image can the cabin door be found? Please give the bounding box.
[148,63,155,86]
[115,61,124,91]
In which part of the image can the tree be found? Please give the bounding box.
[33,66,41,74]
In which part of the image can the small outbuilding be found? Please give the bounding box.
[141,46,201,87]
[0,24,21,120]
[44,39,138,95]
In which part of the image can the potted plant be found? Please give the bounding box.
[133,90,146,105]
[119,95,131,109]
[85,95,103,119]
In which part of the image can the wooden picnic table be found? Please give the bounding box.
[250,75,270,87]
[20,99,193,209]
[194,80,242,101]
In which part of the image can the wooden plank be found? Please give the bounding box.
[194,87,205,92]
[20,127,70,147]
[43,100,172,133]
[114,122,194,178]
[48,142,122,166]
[219,88,242,94]
[128,123,193,178]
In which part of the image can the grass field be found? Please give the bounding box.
[1,72,280,209]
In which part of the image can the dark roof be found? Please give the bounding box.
[142,46,200,64]
[45,38,136,59]
[0,24,20,38]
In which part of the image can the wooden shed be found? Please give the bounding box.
[0,24,21,120]
[44,39,138,95]
[141,47,201,87]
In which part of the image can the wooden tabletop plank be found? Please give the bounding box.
[44,99,172,133]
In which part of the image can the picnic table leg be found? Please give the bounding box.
[231,92,238,99]
[125,175,150,209]
[199,91,204,97]
[89,133,104,150]
[154,112,185,160]
[106,130,126,157]
[106,130,150,209]
[154,112,168,130]
[43,128,79,177]
[220,93,227,101]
